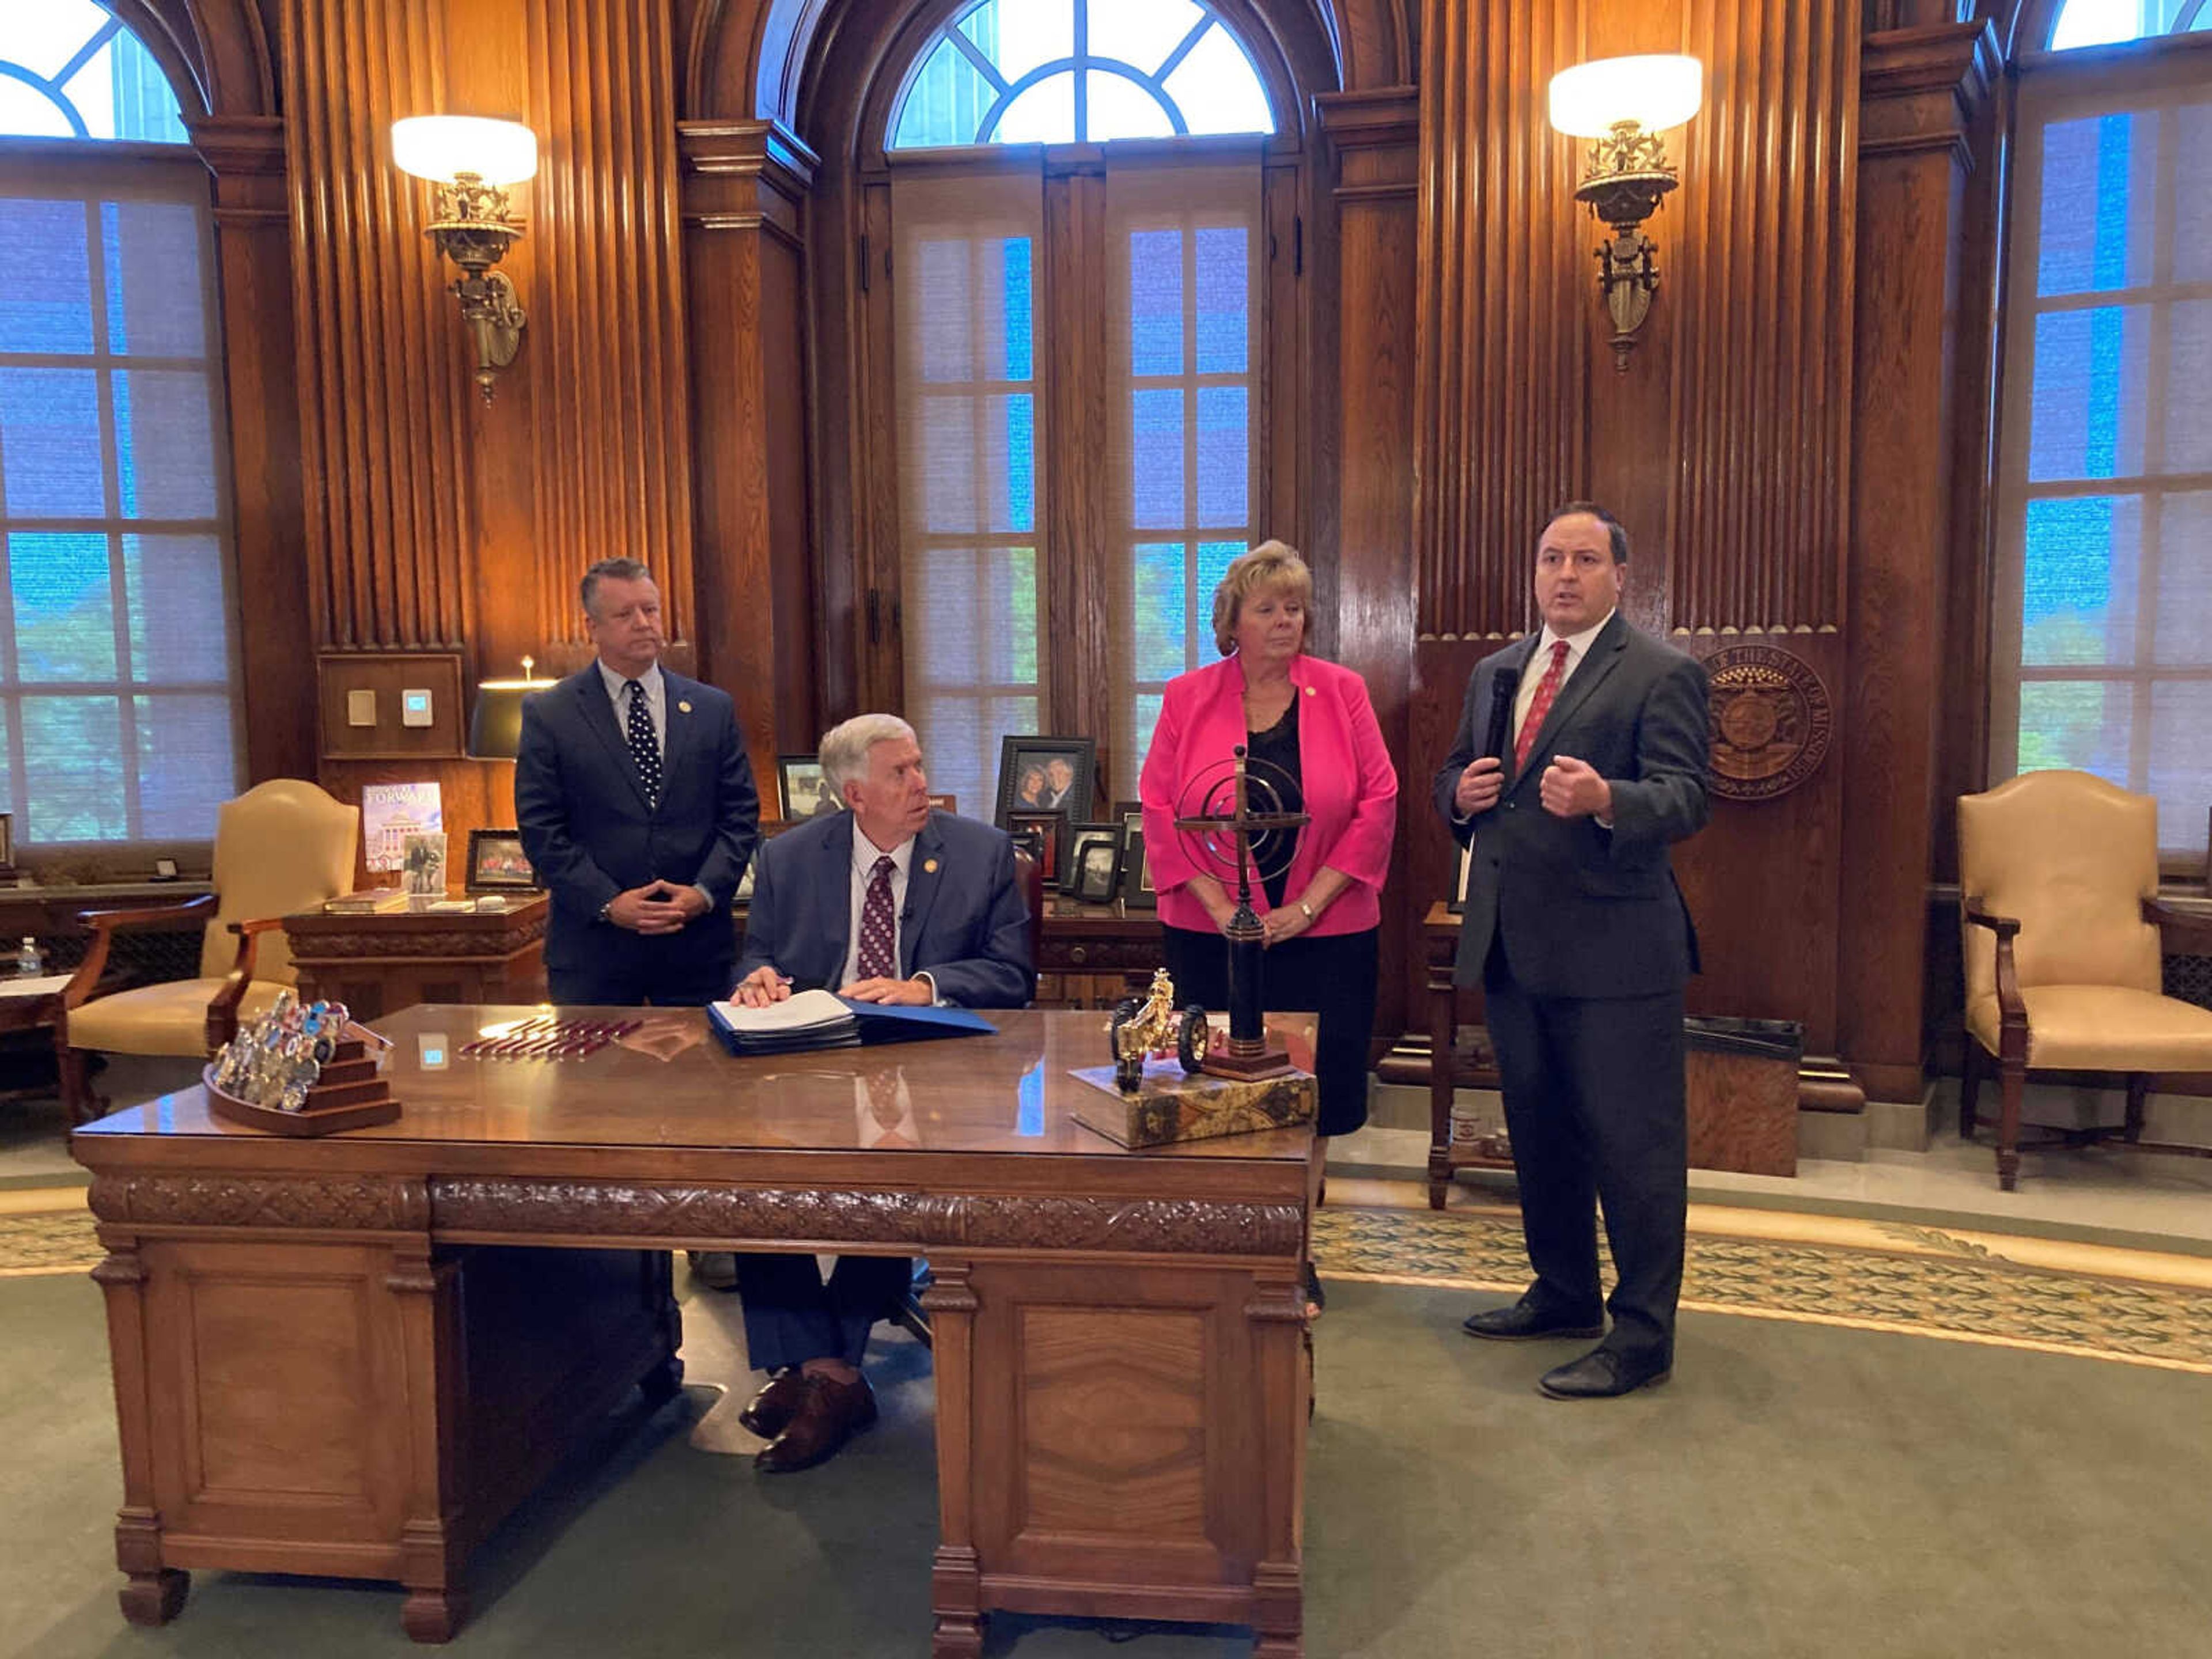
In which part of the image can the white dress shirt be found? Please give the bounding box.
[596,658,666,753]
[1513,611,1614,749]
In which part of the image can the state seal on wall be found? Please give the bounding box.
[1704,644,1832,801]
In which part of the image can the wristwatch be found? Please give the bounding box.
[597,897,615,923]
[1298,900,1314,920]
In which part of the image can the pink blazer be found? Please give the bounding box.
[1139,653,1398,936]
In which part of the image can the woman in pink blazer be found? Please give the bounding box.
[1139,543,1399,1155]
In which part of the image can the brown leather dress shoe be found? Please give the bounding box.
[737,1368,808,1440]
[755,1372,878,1474]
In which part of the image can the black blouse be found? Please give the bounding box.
[1243,699,1304,911]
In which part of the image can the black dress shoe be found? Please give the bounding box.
[737,1368,808,1439]
[755,1372,878,1474]
[1461,1301,1605,1342]
[1537,1347,1671,1400]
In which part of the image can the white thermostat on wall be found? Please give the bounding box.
[400,688,434,728]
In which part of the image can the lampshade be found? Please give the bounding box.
[467,668,553,760]
[391,116,539,185]
[1547,55,1703,138]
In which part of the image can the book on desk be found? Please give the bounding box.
[706,987,996,1056]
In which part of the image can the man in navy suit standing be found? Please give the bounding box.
[725,712,1032,1472]
[1434,503,1709,1401]
[515,558,760,1007]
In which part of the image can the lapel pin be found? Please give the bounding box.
[677,700,692,713]
[923,858,939,874]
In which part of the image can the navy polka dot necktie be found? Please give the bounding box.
[624,680,661,809]
[855,856,897,981]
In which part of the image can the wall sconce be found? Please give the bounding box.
[1547,55,1703,371]
[391,115,539,404]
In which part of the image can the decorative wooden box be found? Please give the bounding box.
[203,1037,400,1136]
[1070,1060,1316,1149]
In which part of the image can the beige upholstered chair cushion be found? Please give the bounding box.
[1964,984,2212,1072]
[197,779,359,984]
[69,979,292,1058]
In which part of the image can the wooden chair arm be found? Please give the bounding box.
[62,893,218,1011]
[1962,898,2027,1045]
[2143,897,2212,955]
[204,916,286,1050]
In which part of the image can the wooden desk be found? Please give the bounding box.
[284,896,550,1020]
[71,1007,1315,1655]
[0,881,212,981]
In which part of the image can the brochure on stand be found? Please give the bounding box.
[707,988,996,1055]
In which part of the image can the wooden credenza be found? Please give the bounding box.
[71,1007,1316,1655]
[283,896,550,1020]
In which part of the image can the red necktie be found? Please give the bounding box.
[1514,639,1573,772]
[855,855,897,981]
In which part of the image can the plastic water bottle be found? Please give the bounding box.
[14,936,40,978]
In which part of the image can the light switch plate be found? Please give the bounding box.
[400,688,434,728]
[347,688,377,727]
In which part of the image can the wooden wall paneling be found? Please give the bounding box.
[679,118,820,778]
[523,0,695,659]
[1839,20,1995,1101]
[1319,86,1419,1052]
[1411,0,1585,643]
[190,113,317,786]
[1658,0,1859,1065]
[280,0,474,654]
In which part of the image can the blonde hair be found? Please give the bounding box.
[1210,540,1315,657]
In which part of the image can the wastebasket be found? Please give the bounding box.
[1684,1016,1803,1176]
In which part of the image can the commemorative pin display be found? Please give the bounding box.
[205,990,400,1135]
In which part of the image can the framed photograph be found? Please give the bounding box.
[778,755,840,820]
[927,792,957,814]
[1063,822,1120,897]
[466,828,538,892]
[0,810,14,870]
[151,856,180,881]
[1007,810,1065,885]
[1074,836,1122,904]
[1119,829,1156,909]
[994,736,1096,828]
[402,830,449,896]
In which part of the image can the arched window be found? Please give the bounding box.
[871,1,1294,812]
[1990,3,2211,857]
[0,1,188,142]
[2048,0,2210,51]
[892,0,1274,151]
[0,5,240,846]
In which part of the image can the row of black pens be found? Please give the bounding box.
[456,1017,642,1060]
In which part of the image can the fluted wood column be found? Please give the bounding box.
[1841,21,1996,1100]
[679,119,819,781]
[189,113,316,784]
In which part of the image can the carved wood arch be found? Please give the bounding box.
[120,0,279,119]
[681,0,1415,126]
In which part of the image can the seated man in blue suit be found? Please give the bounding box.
[727,712,1032,1472]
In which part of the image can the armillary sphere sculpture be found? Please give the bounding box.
[1172,746,1309,1080]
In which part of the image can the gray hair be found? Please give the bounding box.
[580,558,653,616]
[820,713,919,801]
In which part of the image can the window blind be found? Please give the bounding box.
[1104,162,1262,800]
[0,150,241,844]
[889,169,1047,817]
[1994,59,2212,856]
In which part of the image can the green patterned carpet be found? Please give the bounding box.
[1311,1205,2212,1372]
[14,1194,2211,1371]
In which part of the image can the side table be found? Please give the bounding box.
[283,896,551,1022]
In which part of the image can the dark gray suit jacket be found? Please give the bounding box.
[736,810,1033,1010]
[1431,612,1709,999]
[515,665,760,976]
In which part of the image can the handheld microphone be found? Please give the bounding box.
[1482,664,1521,763]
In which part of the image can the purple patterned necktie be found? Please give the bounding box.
[855,855,897,981]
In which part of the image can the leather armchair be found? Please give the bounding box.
[1957,770,2212,1190]
[58,779,359,1123]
